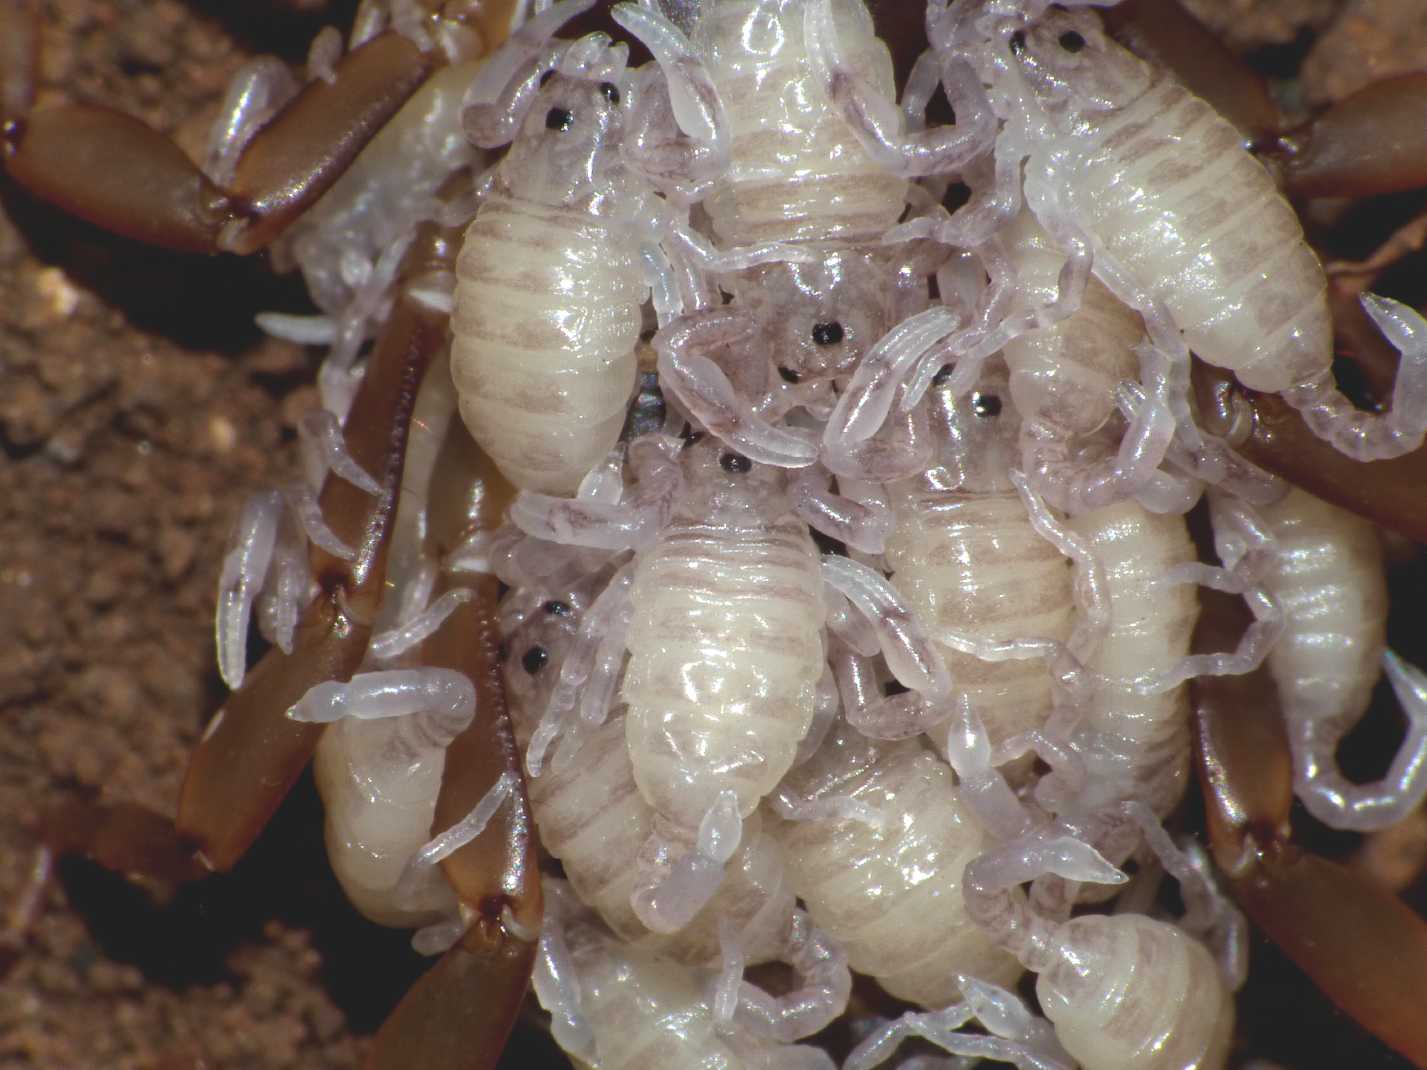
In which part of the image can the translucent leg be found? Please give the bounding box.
[655,311,819,467]
[368,587,474,661]
[804,0,995,178]
[631,794,742,934]
[527,566,633,777]
[393,770,519,914]
[735,910,850,1042]
[215,489,283,689]
[790,466,893,553]
[820,555,952,701]
[289,668,476,726]
[846,978,1073,1070]
[1121,800,1248,990]
[531,892,596,1063]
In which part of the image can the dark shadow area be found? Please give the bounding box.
[0,178,316,355]
[184,0,362,62]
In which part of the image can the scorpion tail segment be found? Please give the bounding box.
[1193,614,1427,1068]
[4,32,441,254]
[178,288,449,872]
[1280,294,1427,461]
[735,911,851,1042]
[1193,361,1427,544]
[1285,649,1427,833]
[632,795,743,935]
[845,985,1073,1070]
[363,915,539,1070]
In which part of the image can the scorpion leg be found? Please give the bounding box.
[1193,589,1427,1068]
[365,420,544,1070]
[177,262,450,870]
[0,4,514,254]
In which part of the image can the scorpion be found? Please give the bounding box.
[9,1,1427,1068]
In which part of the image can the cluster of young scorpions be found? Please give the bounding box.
[9,0,1427,1067]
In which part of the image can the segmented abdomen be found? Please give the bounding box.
[696,0,907,245]
[530,718,794,966]
[1041,914,1234,1070]
[1000,210,1144,437]
[1074,70,1329,393]
[451,192,641,494]
[885,491,1073,761]
[1068,501,1197,815]
[623,517,824,832]
[567,926,753,1070]
[774,735,1022,1006]
[1259,487,1387,734]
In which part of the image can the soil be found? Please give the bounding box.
[0,1,1424,1069]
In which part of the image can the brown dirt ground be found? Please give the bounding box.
[1,1,1425,1069]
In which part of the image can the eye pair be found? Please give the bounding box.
[541,75,621,132]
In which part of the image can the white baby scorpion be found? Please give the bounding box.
[1211,486,1427,832]
[770,723,1023,1009]
[534,879,838,1070]
[961,1,1427,462]
[876,355,1075,775]
[509,433,950,933]
[651,0,985,476]
[499,565,851,1041]
[451,0,788,495]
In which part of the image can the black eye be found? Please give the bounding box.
[599,81,620,104]
[521,645,549,674]
[1058,30,1086,53]
[778,366,801,384]
[542,600,572,617]
[681,426,705,449]
[1009,30,1026,55]
[539,69,555,87]
[932,363,954,386]
[971,392,1002,417]
[720,451,752,473]
[811,322,843,346]
[545,107,574,131]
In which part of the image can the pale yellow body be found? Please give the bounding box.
[622,516,825,831]
[561,917,784,1070]
[1067,67,1328,393]
[1067,500,1198,816]
[1039,914,1233,1070]
[885,486,1073,765]
[1258,487,1387,735]
[773,732,1022,1007]
[451,192,642,494]
[695,0,907,245]
[312,714,459,927]
[528,716,796,966]
[999,209,1144,438]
